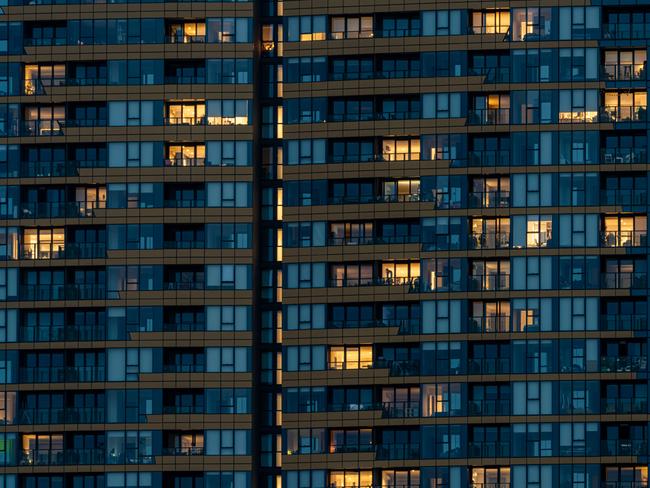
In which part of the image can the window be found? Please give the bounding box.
[603,91,648,122]
[422,93,462,119]
[285,139,326,165]
[206,18,252,43]
[511,8,553,41]
[206,99,251,125]
[471,10,510,34]
[422,383,461,416]
[166,144,205,167]
[206,141,252,166]
[513,381,552,415]
[469,94,509,124]
[286,16,326,42]
[23,64,65,95]
[559,6,600,40]
[602,215,647,247]
[206,306,251,331]
[524,215,552,248]
[330,16,373,39]
[328,345,373,369]
[168,21,206,43]
[421,10,462,36]
[604,50,647,80]
[206,347,251,372]
[205,430,250,455]
[559,89,598,123]
[285,345,326,371]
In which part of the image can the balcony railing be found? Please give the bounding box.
[601,105,647,122]
[381,401,420,418]
[20,284,106,301]
[19,366,106,383]
[601,398,648,414]
[601,271,647,289]
[601,147,647,164]
[468,315,511,333]
[468,399,510,416]
[375,443,419,460]
[329,276,419,288]
[603,64,646,81]
[19,243,106,260]
[469,274,510,291]
[600,315,647,331]
[468,357,510,375]
[468,441,510,458]
[162,364,205,373]
[600,355,647,373]
[327,318,419,334]
[164,158,206,167]
[469,232,510,249]
[603,23,650,40]
[373,359,420,376]
[18,407,105,424]
[164,281,205,290]
[162,446,205,456]
[468,67,510,83]
[19,325,106,342]
[327,360,373,370]
[600,189,647,205]
[468,108,510,125]
[166,35,207,43]
[21,202,102,218]
[327,235,419,246]
[468,191,510,208]
[468,150,511,167]
[601,231,647,247]
[601,439,646,456]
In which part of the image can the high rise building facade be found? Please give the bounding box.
[0,0,648,487]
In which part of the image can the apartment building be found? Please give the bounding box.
[0,0,648,487]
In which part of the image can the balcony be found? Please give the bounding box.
[601,439,646,456]
[468,441,510,458]
[162,322,205,332]
[601,272,647,289]
[601,314,647,331]
[162,405,204,414]
[468,191,510,208]
[469,274,510,291]
[469,233,510,250]
[164,199,205,208]
[601,231,647,247]
[601,356,647,373]
[329,444,373,454]
[601,398,648,414]
[468,315,511,333]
